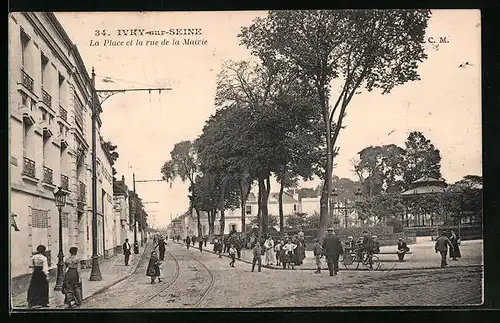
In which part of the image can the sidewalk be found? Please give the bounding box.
[176,238,483,271]
[11,245,148,310]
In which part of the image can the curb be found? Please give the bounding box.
[174,242,482,272]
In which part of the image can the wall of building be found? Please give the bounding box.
[9,13,119,278]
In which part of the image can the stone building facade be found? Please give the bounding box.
[9,12,116,278]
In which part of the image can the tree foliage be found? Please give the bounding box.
[239,9,431,240]
[403,131,442,188]
[101,139,119,181]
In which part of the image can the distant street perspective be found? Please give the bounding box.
[10,10,482,311]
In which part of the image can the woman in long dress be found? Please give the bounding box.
[27,245,50,308]
[449,230,461,261]
[264,236,275,266]
[146,250,161,284]
[62,246,83,308]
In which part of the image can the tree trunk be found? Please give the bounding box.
[239,176,251,234]
[208,209,216,239]
[257,179,262,238]
[261,176,271,235]
[220,208,226,236]
[318,181,329,240]
[279,176,285,233]
[195,208,202,238]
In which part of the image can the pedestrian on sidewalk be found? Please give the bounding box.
[264,235,275,266]
[146,250,161,284]
[229,244,237,267]
[62,247,83,309]
[123,239,132,266]
[283,238,297,270]
[251,243,262,272]
[186,236,191,250]
[27,245,50,309]
[435,231,454,268]
[204,235,208,247]
[236,237,243,259]
[199,236,203,252]
[216,238,224,258]
[322,228,343,276]
[155,237,166,261]
[397,238,410,262]
[313,238,323,274]
[449,230,461,261]
[274,240,283,266]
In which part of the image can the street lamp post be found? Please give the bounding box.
[53,186,68,291]
[354,188,362,227]
[90,68,102,281]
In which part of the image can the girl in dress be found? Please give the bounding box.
[27,245,50,308]
[62,246,83,309]
[264,236,275,266]
[146,250,161,284]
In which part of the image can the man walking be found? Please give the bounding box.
[322,227,343,276]
[198,236,203,252]
[435,231,454,268]
[122,239,132,266]
[186,235,191,250]
[156,237,166,261]
[251,243,263,272]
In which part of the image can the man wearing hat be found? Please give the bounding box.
[321,227,343,276]
[397,237,410,262]
[435,231,454,268]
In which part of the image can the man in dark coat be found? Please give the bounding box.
[321,227,343,276]
[156,237,166,261]
[397,237,410,262]
[186,236,191,250]
[361,230,374,269]
[435,231,454,268]
[122,239,132,266]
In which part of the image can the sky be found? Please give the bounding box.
[54,10,481,228]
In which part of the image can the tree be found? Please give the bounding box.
[101,139,119,182]
[239,9,431,240]
[160,140,202,237]
[353,144,406,196]
[403,131,442,188]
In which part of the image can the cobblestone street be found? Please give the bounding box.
[80,242,482,309]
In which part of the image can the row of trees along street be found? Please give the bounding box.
[160,10,454,240]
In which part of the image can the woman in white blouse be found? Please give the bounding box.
[27,245,50,308]
[282,239,297,270]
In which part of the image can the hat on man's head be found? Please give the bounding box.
[398,237,403,240]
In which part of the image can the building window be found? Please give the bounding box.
[230,224,236,232]
[32,209,49,228]
[41,54,48,88]
[20,29,29,69]
[293,204,297,212]
[58,73,64,103]
[245,206,252,215]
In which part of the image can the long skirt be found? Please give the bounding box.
[283,253,293,264]
[27,267,49,308]
[450,243,461,258]
[265,248,275,264]
[62,269,83,307]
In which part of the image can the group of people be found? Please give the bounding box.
[26,244,83,309]
[435,230,462,268]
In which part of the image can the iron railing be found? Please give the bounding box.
[61,174,69,190]
[42,89,52,108]
[21,70,34,92]
[42,166,53,185]
[59,105,67,121]
[22,157,36,178]
[78,181,86,202]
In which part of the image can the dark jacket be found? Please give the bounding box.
[362,235,374,251]
[435,235,453,252]
[123,242,131,255]
[397,240,410,252]
[312,243,323,256]
[322,234,343,256]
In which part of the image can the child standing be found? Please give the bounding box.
[312,238,323,274]
[283,239,297,270]
[251,243,263,272]
[274,240,282,266]
[229,244,236,267]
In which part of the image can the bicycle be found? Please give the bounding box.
[340,248,380,270]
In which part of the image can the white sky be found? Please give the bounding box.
[54,10,481,228]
